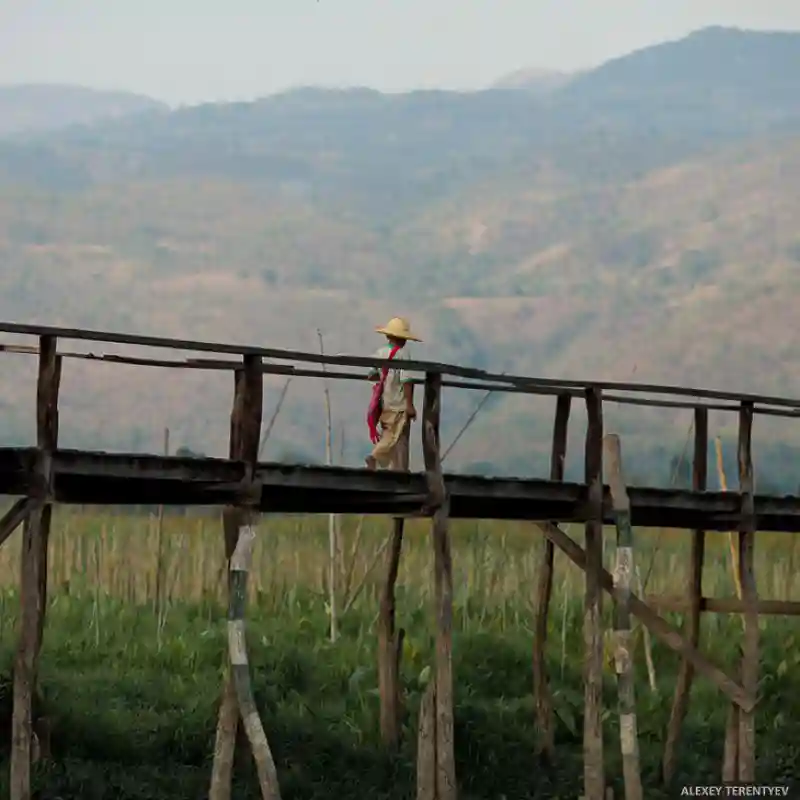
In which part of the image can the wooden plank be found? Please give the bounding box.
[604,434,643,800]
[537,520,754,712]
[1,320,800,409]
[533,392,571,762]
[422,372,456,800]
[210,354,265,800]
[11,336,60,800]
[646,597,800,615]
[1,448,800,531]
[583,387,605,800]
[663,406,708,784]
[737,401,757,782]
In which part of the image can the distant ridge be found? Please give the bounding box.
[0,83,167,137]
[491,68,575,93]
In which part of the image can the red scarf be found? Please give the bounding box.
[366,345,401,444]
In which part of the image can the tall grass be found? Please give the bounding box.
[0,508,797,799]
[0,507,796,620]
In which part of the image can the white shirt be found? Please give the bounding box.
[368,344,412,412]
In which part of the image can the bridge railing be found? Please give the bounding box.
[0,319,799,418]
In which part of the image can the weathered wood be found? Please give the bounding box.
[228,526,282,800]
[11,337,60,800]
[604,434,643,800]
[210,354,265,800]
[378,421,410,748]
[0,498,35,549]
[662,406,708,785]
[533,392,571,762]
[422,372,456,800]
[737,401,757,782]
[646,596,800,615]
[583,387,605,800]
[722,657,740,783]
[536,520,754,712]
[9,342,800,418]
[416,682,437,800]
[4,319,800,411]
[4,447,800,530]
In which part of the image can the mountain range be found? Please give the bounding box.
[1,25,800,488]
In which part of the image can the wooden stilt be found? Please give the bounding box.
[722,659,740,783]
[604,434,643,800]
[533,392,571,762]
[228,526,281,800]
[421,373,456,800]
[210,354,274,800]
[662,406,707,784]
[737,402,757,782]
[378,421,410,748]
[416,682,437,800]
[10,336,61,800]
[583,387,605,800]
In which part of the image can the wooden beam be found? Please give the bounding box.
[605,434,643,800]
[646,596,800,615]
[1,320,800,410]
[2,447,800,530]
[421,372,456,800]
[536,520,754,712]
[11,336,60,800]
[533,392,571,762]
[0,498,35,549]
[737,401,757,782]
[583,387,605,800]
[4,343,799,417]
[663,406,708,785]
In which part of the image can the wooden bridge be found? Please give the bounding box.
[1,320,799,800]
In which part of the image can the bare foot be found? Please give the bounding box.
[365,455,377,470]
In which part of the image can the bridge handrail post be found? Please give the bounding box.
[533,392,572,763]
[10,334,61,799]
[583,386,605,800]
[416,371,456,800]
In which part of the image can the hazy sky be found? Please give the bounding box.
[2,0,800,106]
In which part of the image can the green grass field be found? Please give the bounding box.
[0,508,797,799]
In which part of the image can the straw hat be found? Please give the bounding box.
[375,316,422,342]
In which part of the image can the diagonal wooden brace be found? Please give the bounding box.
[0,497,36,549]
[536,520,754,712]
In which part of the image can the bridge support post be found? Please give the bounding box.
[209,354,281,800]
[10,335,61,800]
[604,434,643,800]
[378,421,410,749]
[416,372,456,800]
[663,406,708,784]
[533,392,571,763]
[583,386,605,800]
[736,401,757,782]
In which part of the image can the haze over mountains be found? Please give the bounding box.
[0,84,167,137]
[1,26,800,487]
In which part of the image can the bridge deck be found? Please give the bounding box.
[1,447,798,533]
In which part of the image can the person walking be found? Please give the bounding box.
[365,316,421,470]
